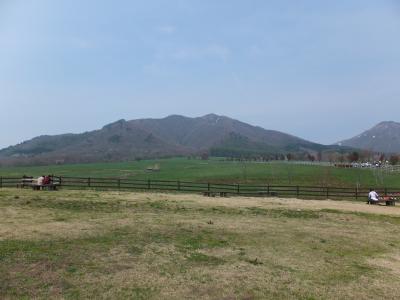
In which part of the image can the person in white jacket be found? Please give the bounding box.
[37,176,44,185]
[368,189,379,204]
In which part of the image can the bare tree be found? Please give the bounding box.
[200,152,209,160]
[389,155,399,165]
[347,151,359,163]
[307,153,315,162]
[286,153,294,161]
[317,151,322,162]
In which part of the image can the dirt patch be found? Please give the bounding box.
[121,192,400,217]
[369,253,400,277]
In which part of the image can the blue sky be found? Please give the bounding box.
[1,0,400,149]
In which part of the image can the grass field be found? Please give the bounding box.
[1,157,399,188]
[2,188,400,299]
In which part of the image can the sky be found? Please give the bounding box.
[1,0,400,149]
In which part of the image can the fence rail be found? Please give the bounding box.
[1,175,399,200]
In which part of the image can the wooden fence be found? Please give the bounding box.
[1,175,399,200]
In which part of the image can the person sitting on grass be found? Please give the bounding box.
[368,188,379,204]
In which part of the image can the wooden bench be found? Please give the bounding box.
[17,178,34,188]
[32,183,59,191]
[368,196,397,206]
[203,191,228,197]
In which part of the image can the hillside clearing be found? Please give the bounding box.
[1,189,400,299]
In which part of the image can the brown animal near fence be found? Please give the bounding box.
[1,175,399,201]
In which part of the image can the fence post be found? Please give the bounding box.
[0,176,2,189]
[117,179,121,189]
[88,177,91,187]
[237,184,240,194]
[207,182,210,192]
[59,176,62,187]
[148,179,151,190]
[296,186,299,198]
[177,180,181,191]
[267,184,270,195]
[355,188,358,200]
[326,187,329,199]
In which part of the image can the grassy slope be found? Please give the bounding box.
[0,157,399,188]
[1,189,400,299]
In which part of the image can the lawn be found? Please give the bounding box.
[0,157,399,188]
[1,188,400,299]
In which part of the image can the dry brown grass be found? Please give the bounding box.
[1,188,400,299]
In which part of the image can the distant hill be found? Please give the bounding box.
[0,114,348,166]
[338,121,400,154]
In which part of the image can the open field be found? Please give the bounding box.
[1,157,399,188]
[2,188,400,299]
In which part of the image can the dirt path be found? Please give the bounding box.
[137,192,400,216]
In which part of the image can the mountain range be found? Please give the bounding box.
[0,114,347,166]
[338,121,400,154]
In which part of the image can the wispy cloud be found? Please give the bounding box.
[171,44,231,62]
[157,25,176,34]
[248,45,263,57]
[144,44,231,75]
[68,37,94,49]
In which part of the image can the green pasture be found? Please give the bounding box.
[0,157,399,188]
